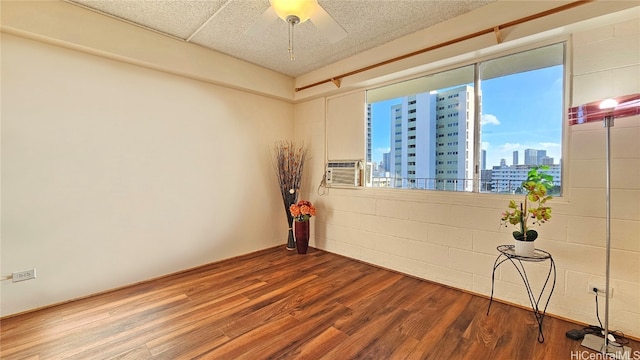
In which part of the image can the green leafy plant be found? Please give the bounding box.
[501,166,554,241]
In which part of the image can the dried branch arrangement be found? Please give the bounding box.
[272,141,307,249]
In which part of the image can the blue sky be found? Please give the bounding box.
[370,66,563,169]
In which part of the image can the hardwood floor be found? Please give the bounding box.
[1,247,637,359]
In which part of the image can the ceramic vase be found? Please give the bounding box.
[514,240,535,257]
[294,221,310,254]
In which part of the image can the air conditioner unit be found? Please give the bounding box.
[326,160,362,187]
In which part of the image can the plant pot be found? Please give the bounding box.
[514,240,535,257]
[294,220,310,254]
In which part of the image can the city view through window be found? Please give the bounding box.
[366,43,564,195]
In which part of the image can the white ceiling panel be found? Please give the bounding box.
[66,0,495,77]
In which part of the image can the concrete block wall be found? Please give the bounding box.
[295,17,640,337]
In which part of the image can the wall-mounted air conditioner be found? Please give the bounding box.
[326,160,362,187]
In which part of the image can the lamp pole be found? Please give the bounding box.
[572,95,637,358]
[603,114,613,354]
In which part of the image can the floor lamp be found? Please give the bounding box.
[569,94,639,359]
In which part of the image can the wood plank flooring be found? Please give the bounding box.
[1,247,637,359]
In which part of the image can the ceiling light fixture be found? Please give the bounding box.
[269,0,319,61]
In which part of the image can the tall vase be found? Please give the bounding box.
[294,220,310,254]
[284,194,297,250]
[286,217,296,250]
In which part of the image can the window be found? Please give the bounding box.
[367,42,564,194]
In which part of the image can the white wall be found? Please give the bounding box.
[296,13,640,337]
[1,0,294,102]
[1,34,293,316]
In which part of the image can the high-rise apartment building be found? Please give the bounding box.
[513,151,519,165]
[389,86,475,191]
[524,149,547,165]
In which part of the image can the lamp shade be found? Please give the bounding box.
[269,0,318,23]
[568,93,640,125]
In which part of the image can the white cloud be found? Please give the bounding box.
[482,114,500,126]
[499,142,523,151]
[539,142,561,148]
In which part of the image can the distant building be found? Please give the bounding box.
[480,169,493,192]
[492,164,561,193]
[540,156,554,165]
[389,85,475,191]
[524,149,548,165]
[382,151,391,172]
[371,98,558,192]
[524,149,536,165]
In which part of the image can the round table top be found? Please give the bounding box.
[497,244,552,261]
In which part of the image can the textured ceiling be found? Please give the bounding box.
[66,0,496,77]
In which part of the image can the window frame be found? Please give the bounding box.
[363,37,571,197]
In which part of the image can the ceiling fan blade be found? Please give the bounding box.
[244,6,278,37]
[310,5,346,44]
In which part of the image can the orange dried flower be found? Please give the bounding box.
[289,204,301,217]
[290,200,317,222]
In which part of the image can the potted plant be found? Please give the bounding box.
[500,166,554,256]
[289,200,316,254]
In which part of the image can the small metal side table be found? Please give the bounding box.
[487,245,556,343]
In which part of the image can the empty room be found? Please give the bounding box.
[1,0,639,359]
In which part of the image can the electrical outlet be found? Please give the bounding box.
[587,282,613,298]
[12,269,36,283]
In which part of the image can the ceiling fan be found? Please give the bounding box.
[247,0,347,61]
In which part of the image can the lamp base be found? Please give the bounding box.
[581,334,632,359]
